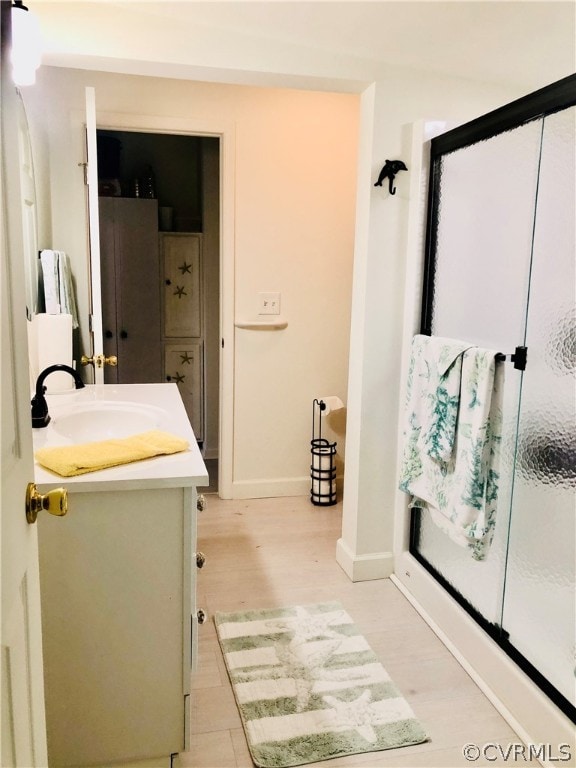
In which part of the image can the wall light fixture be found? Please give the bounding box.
[11,0,41,86]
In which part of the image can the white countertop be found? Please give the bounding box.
[33,383,209,492]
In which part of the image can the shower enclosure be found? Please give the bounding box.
[410,75,575,721]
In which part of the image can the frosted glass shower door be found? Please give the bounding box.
[414,117,544,627]
[499,107,576,707]
[412,83,576,718]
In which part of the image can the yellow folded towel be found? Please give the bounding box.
[35,430,189,477]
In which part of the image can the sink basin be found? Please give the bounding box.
[51,401,166,442]
[34,383,207,488]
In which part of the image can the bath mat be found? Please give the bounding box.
[215,601,428,767]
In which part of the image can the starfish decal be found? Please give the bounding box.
[266,605,346,645]
[172,371,185,384]
[178,261,192,274]
[174,285,187,298]
[180,352,193,365]
[275,638,342,711]
[323,690,390,744]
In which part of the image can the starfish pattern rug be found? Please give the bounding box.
[214,601,428,767]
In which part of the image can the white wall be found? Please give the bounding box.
[337,70,521,581]
[25,0,574,575]
[23,67,359,497]
[23,57,528,576]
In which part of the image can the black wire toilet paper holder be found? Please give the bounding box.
[310,399,337,506]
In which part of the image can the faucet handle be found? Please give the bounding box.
[81,354,118,368]
[31,390,50,428]
[32,366,84,428]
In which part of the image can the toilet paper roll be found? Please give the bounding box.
[318,396,345,415]
[29,313,74,393]
[312,479,333,498]
[318,454,332,470]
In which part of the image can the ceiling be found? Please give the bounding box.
[33,1,575,92]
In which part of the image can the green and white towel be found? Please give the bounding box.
[399,334,504,560]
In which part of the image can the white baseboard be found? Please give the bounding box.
[229,473,345,501]
[231,477,310,499]
[336,537,394,582]
[392,554,575,762]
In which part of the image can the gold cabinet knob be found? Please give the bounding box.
[196,494,206,512]
[26,483,68,524]
[196,551,206,569]
[197,609,207,625]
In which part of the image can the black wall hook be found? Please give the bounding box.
[374,159,408,195]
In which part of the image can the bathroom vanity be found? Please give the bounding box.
[33,384,208,768]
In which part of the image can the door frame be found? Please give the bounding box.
[89,110,235,498]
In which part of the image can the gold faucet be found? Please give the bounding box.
[80,354,118,368]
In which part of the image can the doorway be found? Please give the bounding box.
[96,128,220,490]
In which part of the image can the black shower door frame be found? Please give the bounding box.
[410,73,576,721]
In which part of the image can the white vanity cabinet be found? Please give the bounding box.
[34,384,207,768]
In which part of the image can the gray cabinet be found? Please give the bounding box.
[99,197,162,384]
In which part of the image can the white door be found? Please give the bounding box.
[1,36,48,768]
[85,86,105,384]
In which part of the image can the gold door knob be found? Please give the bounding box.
[81,354,118,368]
[26,483,68,524]
[196,552,206,569]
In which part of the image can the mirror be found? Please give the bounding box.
[16,89,39,320]
[93,128,219,447]
[17,89,78,394]
[19,81,220,455]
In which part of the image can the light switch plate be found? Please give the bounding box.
[258,292,281,315]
